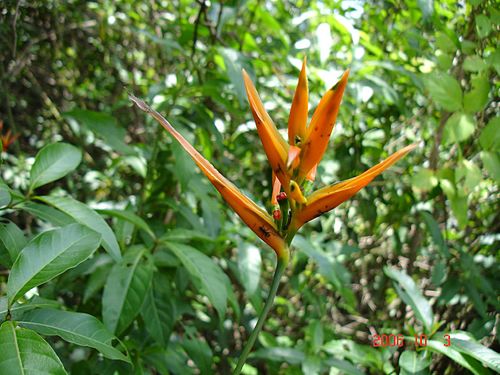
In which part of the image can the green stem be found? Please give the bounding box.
[233,258,287,375]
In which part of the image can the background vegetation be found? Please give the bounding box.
[0,0,498,373]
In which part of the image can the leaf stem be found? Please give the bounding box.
[233,257,287,375]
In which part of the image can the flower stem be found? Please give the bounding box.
[233,257,287,375]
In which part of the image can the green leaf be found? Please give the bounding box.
[481,151,500,182]
[20,201,75,227]
[29,143,82,190]
[0,181,10,208]
[102,247,153,334]
[181,336,213,374]
[252,347,305,365]
[463,56,488,72]
[141,274,175,346]
[443,112,475,144]
[1,296,61,321]
[164,241,228,318]
[464,74,490,113]
[456,160,482,192]
[411,168,438,191]
[451,336,500,372]
[475,15,491,39]
[449,193,468,228]
[424,72,462,111]
[324,356,365,375]
[399,351,431,374]
[384,267,434,332]
[64,109,134,155]
[302,355,321,375]
[294,236,356,311]
[83,263,112,303]
[488,49,500,75]
[308,320,324,354]
[97,208,155,240]
[237,242,261,296]
[0,321,67,374]
[431,260,447,285]
[7,223,101,305]
[38,195,121,261]
[436,53,453,71]
[479,117,500,151]
[322,339,385,369]
[19,308,130,363]
[435,32,456,53]
[0,220,27,265]
[420,211,449,258]
[160,228,214,243]
[0,298,5,321]
[426,336,490,375]
[219,48,249,106]
[417,0,434,20]
[142,344,190,375]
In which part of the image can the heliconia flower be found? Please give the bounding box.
[130,58,415,262]
[0,121,19,152]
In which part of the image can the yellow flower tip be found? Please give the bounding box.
[289,180,307,204]
[332,68,350,93]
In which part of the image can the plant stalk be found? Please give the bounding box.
[233,257,287,374]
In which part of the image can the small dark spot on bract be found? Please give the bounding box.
[291,184,295,191]
[259,226,271,238]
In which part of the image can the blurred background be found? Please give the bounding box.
[0,0,498,374]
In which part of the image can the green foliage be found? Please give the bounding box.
[0,321,67,375]
[0,0,498,374]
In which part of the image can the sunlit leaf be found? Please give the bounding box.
[30,143,81,190]
[424,72,462,112]
[39,196,121,261]
[7,224,101,305]
[443,112,475,144]
[19,308,130,363]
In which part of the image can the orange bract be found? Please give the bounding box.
[0,121,19,152]
[291,144,417,229]
[288,57,308,147]
[129,95,287,258]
